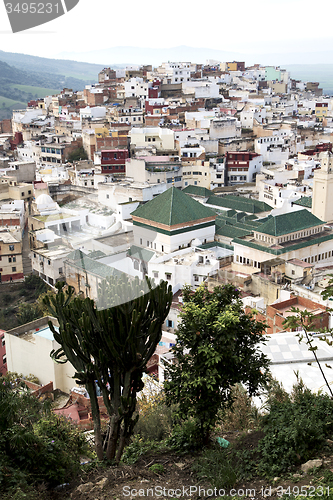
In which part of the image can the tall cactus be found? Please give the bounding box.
[44,276,172,461]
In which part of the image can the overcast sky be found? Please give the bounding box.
[0,0,332,64]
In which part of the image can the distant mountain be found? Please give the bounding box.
[57,44,333,68]
[0,56,100,121]
[0,50,105,82]
[57,45,244,67]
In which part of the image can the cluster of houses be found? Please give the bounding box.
[1,58,333,420]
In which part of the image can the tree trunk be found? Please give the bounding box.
[106,415,120,460]
[86,380,103,460]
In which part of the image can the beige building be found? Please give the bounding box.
[232,210,333,274]
[182,161,211,189]
[312,151,333,223]
[5,317,76,393]
[0,179,34,203]
[0,229,23,282]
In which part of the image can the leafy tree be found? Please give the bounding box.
[44,276,172,462]
[16,303,42,325]
[0,377,89,490]
[23,274,48,296]
[67,146,88,163]
[164,283,270,444]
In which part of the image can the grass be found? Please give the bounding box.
[0,96,25,108]
[9,84,60,98]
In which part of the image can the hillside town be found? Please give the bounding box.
[2,58,333,423]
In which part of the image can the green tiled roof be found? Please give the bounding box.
[206,195,271,214]
[233,231,333,255]
[293,196,312,208]
[66,250,122,279]
[182,185,213,197]
[131,186,216,226]
[216,225,252,239]
[257,209,324,236]
[66,249,86,261]
[127,245,155,262]
[215,214,262,232]
[232,211,248,221]
[88,250,107,260]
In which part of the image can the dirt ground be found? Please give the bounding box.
[46,431,333,500]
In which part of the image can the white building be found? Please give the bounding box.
[5,317,76,393]
[129,127,175,154]
[255,130,297,164]
[147,247,220,291]
[126,156,182,188]
[156,62,192,84]
[131,186,216,254]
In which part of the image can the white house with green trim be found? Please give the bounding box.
[131,187,216,254]
[232,210,333,274]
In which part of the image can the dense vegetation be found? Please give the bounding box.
[0,375,91,494]
[0,275,51,331]
[2,281,333,499]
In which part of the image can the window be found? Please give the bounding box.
[12,267,16,272]
[140,238,142,245]
[154,272,158,278]
[167,320,174,328]
[13,257,16,263]
[3,355,6,365]
[106,194,109,199]
[166,273,171,280]
[134,261,139,270]
[59,267,63,274]
[9,245,14,251]
[1,338,4,347]
[161,245,164,252]
[8,257,11,263]
[48,260,51,265]
[194,275,199,282]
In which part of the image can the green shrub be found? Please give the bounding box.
[149,463,164,474]
[16,303,42,325]
[2,293,12,305]
[218,384,259,432]
[3,306,15,317]
[0,378,92,490]
[257,380,333,476]
[134,379,173,441]
[193,446,237,489]
[134,399,173,441]
[23,275,48,296]
[122,435,158,465]
[167,419,202,453]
